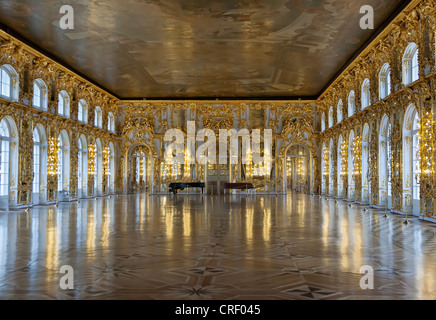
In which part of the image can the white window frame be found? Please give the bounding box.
[33,129,41,194]
[321,112,326,132]
[403,43,419,85]
[108,112,115,132]
[348,91,355,117]
[33,79,48,110]
[379,63,391,100]
[337,100,343,123]
[0,65,19,101]
[78,100,88,123]
[0,120,11,197]
[328,107,334,129]
[95,107,103,128]
[361,79,371,110]
[58,91,70,118]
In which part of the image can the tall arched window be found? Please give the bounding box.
[379,115,391,208]
[321,142,327,194]
[33,129,41,203]
[0,120,11,198]
[33,79,48,110]
[58,131,70,196]
[362,124,370,203]
[337,100,343,123]
[0,65,19,101]
[78,135,88,198]
[32,126,48,204]
[95,107,103,128]
[361,79,370,110]
[0,117,19,210]
[321,112,326,132]
[403,43,419,85]
[58,91,70,118]
[109,142,115,193]
[379,63,391,100]
[403,104,420,215]
[108,112,115,132]
[95,139,103,195]
[78,100,88,123]
[348,91,355,117]
[58,136,64,192]
[328,107,334,129]
[387,124,392,202]
[348,130,355,200]
[412,112,420,211]
[329,139,334,196]
[337,135,343,197]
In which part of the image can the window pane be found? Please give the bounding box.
[33,83,41,108]
[321,113,325,132]
[33,144,40,192]
[58,148,63,191]
[41,91,47,110]
[65,100,69,117]
[387,125,392,196]
[387,70,391,95]
[412,51,419,82]
[58,138,63,192]
[412,114,419,200]
[380,78,385,99]
[0,121,8,138]
[0,139,10,196]
[329,109,333,128]
[78,103,83,122]
[362,81,370,109]
[348,92,355,117]
[1,69,11,98]
[78,151,82,188]
[108,114,114,131]
[58,94,64,115]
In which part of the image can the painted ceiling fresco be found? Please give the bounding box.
[0,0,409,99]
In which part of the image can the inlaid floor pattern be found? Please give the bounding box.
[0,193,435,300]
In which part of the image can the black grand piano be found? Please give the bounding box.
[223,183,255,190]
[223,182,255,194]
[169,182,205,195]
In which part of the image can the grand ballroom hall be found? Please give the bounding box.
[0,0,435,303]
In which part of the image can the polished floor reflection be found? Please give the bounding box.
[0,193,436,300]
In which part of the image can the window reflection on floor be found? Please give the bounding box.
[0,193,435,300]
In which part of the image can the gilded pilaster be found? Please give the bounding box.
[88,136,96,196]
[370,119,379,205]
[46,124,57,202]
[332,137,338,197]
[70,125,78,199]
[17,111,33,205]
[390,104,403,212]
